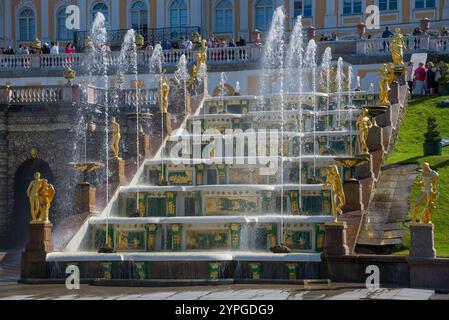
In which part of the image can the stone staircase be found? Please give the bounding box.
[0,251,20,282]
[356,164,418,252]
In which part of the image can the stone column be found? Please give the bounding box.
[74,183,96,215]
[21,223,54,279]
[444,0,449,19]
[323,222,349,256]
[409,224,436,259]
[342,180,364,212]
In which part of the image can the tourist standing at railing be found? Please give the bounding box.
[42,43,50,54]
[426,62,438,95]
[238,35,246,47]
[382,27,394,38]
[406,61,414,94]
[330,32,338,41]
[440,26,449,37]
[16,44,25,55]
[65,43,75,67]
[413,62,427,95]
[162,41,172,50]
[50,42,59,55]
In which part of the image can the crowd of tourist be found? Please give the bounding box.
[159,34,247,51]
[0,42,76,55]
[406,60,444,96]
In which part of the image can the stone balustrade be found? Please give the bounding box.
[0,45,261,71]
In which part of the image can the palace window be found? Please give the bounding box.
[343,0,362,14]
[131,1,148,33]
[92,2,109,27]
[255,0,273,31]
[170,0,188,29]
[293,0,312,18]
[379,0,398,11]
[57,7,74,40]
[415,0,435,9]
[19,8,36,41]
[215,0,233,33]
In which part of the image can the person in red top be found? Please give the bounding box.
[65,42,75,67]
[413,62,427,95]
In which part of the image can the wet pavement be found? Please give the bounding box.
[1,251,447,300]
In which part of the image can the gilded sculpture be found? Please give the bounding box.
[197,39,208,66]
[356,108,373,154]
[390,28,407,67]
[109,117,121,159]
[378,63,395,106]
[38,179,55,224]
[158,73,170,113]
[412,162,439,224]
[323,165,345,223]
[27,172,55,224]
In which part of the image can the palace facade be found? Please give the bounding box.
[1,0,449,48]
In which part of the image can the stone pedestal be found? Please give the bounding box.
[323,222,349,256]
[74,183,96,215]
[389,81,401,105]
[109,158,126,188]
[342,180,364,212]
[367,124,384,152]
[410,224,436,259]
[153,112,172,136]
[21,223,54,279]
[376,106,392,128]
[355,155,374,180]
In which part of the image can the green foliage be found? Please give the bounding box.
[386,96,449,257]
[424,116,442,143]
[437,62,449,85]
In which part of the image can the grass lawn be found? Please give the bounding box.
[385,95,449,257]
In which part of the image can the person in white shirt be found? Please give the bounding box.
[50,42,59,55]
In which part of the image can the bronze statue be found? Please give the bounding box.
[37,179,55,223]
[109,117,121,159]
[158,74,170,113]
[27,172,43,222]
[323,165,346,222]
[378,63,395,106]
[390,28,407,67]
[412,162,439,224]
[356,108,373,154]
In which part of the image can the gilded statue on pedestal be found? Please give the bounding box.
[109,117,121,159]
[412,162,439,224]
[390,28,407,67]
[27,172,55,224]
[27,172,43,222]
[356,108,373,154]
[323,165,346,223]
[38,179,55,224]
[378,63,395,106]
[158,73,170,113]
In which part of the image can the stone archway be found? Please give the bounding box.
[11,158,53,249]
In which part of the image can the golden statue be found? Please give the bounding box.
[158,73,170,113]
[196,39,208,66]
[356,108,373,154]
[390,28,407,67]
[27,172,55,224]
[188,64,199,88]
[27,172,43,222]
[37,179,55,224]
[378,63,395,106]
[109,117,121,159]
[412,162,439,224]
[323,165,346,222]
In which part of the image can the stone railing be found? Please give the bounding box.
[0,85,64,104]
[431,36,449,53]
[85,85,158,109]
[358,35,430,55]
[0,45,261,72]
